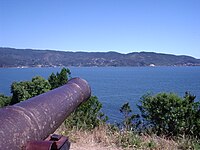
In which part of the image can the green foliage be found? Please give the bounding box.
[177,137,200,150]
[0,94,11,107]
[138,92,200,137]
[48,68,71,89]
[30,76,51,95]
[47,73,58,89]
[117,131,142,149]
[119,102,140,131]
[10,68,71,104]
[10,76,51,104]
[65,96,108,130]
[145,140,156,149]
[11,81,32,104]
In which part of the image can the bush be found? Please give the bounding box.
[0,94,11,108]
[117,131,142,149]
[118,102,140,131]
[10,76,51,104]
[10,67,70,104]
[138,92,200,137]
[48,68,71,89]
[64,96,108,130]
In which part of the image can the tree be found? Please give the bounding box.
[138,92,200,137]
[11,81,32,104]
[30,76,51,96]
[119,102,140,131]
[65,96,108,130]
[48,73,58,89]
[0,94,11,108]
[48,68,71,89]
[10,76,51,104]
[57,68,71,86]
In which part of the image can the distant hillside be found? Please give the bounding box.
[0,47,200,67]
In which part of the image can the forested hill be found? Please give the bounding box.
[0,47,200,67]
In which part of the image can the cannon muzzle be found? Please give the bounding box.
[0,78,91,150]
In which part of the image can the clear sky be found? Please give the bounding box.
[0,0,200,58]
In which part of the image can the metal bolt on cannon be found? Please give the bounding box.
[0,78,91,150]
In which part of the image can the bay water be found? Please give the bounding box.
[0,67,200,122]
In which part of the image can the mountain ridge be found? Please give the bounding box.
[0,47,200,67]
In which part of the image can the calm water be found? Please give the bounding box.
[0,67,200,122]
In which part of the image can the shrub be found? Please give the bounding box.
[48,68,71,89]
[117,131,142,149]
[10,76,51,104]
[138,92,200,137]
[64,96,108,130]
[0,94,11,108]
[119,102,140,131]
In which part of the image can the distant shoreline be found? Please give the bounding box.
[1,47,200,68]
[1,65,200,69]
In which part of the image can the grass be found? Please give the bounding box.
[55,123,186,150]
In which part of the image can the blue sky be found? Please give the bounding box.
[0,0,200,58]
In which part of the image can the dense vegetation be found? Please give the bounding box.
[0,94,11,107]
[0,68,200,149]
[1,47,200,67]
[138,92,200,138]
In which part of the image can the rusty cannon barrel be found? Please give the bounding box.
[0,78,91,150]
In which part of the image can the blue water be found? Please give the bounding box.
[0,67,200,122]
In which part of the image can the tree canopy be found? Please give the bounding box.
[10,76,51,104]
[0,94,11,107]
[138,92,200,137]
[0,67,71,106]
[48,68,71,89]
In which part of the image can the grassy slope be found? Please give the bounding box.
[55,124,180,150]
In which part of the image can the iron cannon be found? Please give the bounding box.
[0,78,91,150]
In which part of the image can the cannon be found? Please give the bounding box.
[0,78,91,150]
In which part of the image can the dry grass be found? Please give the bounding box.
[55,124,180,150]
[56,124,121,150]
[140,134,178,150]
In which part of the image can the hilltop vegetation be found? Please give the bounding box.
[0,47,200,67]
